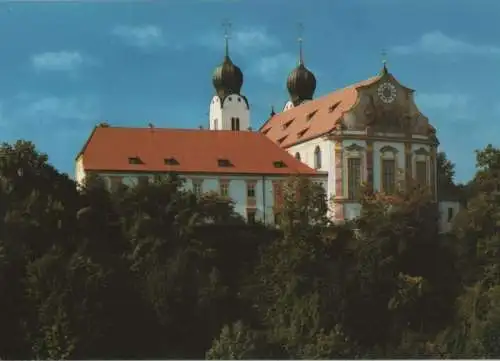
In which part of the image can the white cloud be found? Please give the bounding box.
[391,31,500,56]
[0,94,100,130]
[111,25,165,49]
[416,92,471,122]
[31,51,91,72]
[416,92,469,110]
[250,53,297,82]
[200,27,279,55]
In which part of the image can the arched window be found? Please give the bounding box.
[314,146,322,169]
[231,117,240,131]
[295,152,301,160]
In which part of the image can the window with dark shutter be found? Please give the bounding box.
[382,159,396,194]
[416,161,427,185]
[347,158,361,200]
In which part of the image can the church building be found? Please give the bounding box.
[75,28,459,231]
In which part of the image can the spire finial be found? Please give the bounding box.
[381,48,388,74]
[297,22,304,65]
[222,19,232,58]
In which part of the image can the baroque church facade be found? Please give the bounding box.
[75,33,459,232]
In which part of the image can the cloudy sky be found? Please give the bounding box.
[0,0,498,182]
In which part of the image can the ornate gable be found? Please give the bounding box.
[342,70,434,137]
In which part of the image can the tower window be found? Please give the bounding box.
[295,152,301,160]
[314,146,322,169]
[228,96,232,101]
[238,97,241,102]
[231,117,240,131]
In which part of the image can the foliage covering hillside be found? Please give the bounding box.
[0,140,498,359]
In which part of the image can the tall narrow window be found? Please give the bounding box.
[382,159,396,194]
[295,152,301,160]
[347,158,361,200]
[247,183,256,198]
[314,146,322,169]
[193,181,202,196]
[416,161,427,186]
[231,117,240,131]
[220,181,230,197]
[247,209,256,224]
[447,207,454,222]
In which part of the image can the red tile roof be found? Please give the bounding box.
[260,75,382,148]
[78,126,322,176]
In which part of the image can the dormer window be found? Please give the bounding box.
[329,102,340,113]
[306,110,318,121]
[218,159,233,167]
[273,161,287,168]
[297,127,309,138]
[231,117,240,131]
[277,135,288,144]
[282,118,294,130]
[262,127,271,135]
[128,157,143,165]
[164,157,179,166]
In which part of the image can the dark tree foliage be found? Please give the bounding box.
[0,140,499,359]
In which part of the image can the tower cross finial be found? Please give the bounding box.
[222,19,232,57]
[297,22,304,65]
[381,48,387,66]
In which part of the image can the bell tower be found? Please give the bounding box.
[209,20,251,131]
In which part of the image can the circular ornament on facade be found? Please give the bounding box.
[377,82,397,104]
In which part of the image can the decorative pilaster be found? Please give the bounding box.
[366,140,374,192]
[334,141,344,221]
[404,142,412,191]
[430,146,437,201]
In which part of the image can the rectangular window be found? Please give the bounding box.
[447,207,454,222]
[247,183,256,198]
[193,181,202,196]
[220,181,229,197]
[247,209,256,224]
[416,161,427,186]
[138,176,149,186]
[274,212,281,225]
[109,176,123,192]
[382,159,396,194]
[347,158,362,200]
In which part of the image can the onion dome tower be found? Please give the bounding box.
[286,28,316,106]
[208,21,250,132]
[212,31,244,99]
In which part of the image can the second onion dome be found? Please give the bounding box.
[286,37,316,106]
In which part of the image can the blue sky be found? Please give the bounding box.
[0,0,499,183]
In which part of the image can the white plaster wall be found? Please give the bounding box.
[84,171,327,225]
[75,156,86,187]
[209,94,250,131]
[282,100,294,112]
[439,200,461,233]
